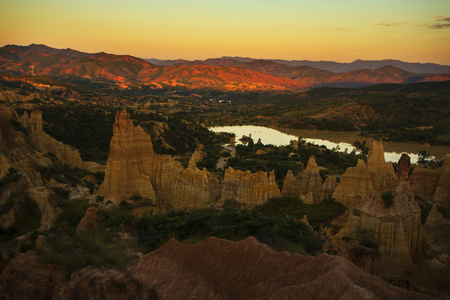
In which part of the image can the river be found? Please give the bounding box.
[209,125,450,164]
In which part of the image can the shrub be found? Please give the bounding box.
[130,194,143,201]
[381,191,393,208]
[134,208,322,255]
[351,227,378,249]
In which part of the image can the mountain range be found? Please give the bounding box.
[1,44,449,91]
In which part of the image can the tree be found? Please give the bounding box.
[418,150,431,163]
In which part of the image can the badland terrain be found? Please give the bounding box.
[0,44,449,299]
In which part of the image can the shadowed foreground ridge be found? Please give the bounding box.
[132,236,431,300]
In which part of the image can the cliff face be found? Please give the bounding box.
[0,105,53,230]
[410,155,450,210]
[18,110,103,173]
[168,167,221,210]
[321,175,339,201]
[338,182,433,266]
[97,111,221,209]
[333,160,377,210]
[333,141,399,210]
[221,168,280,208]
[434,155,450,211]
[424,204,450,266]
[97,111,158,205]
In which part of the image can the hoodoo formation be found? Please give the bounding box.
[97,110,281,209]
[281,157,338,203]
[337,182,433,267]
[0,102,449,298]
[410,155,450,210]
[332,159,377,210]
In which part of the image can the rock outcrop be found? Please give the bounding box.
[57,267,153,300]
[434,155,450,211]
[366,140,398,191]
[0,105,54,230]
[333,160,377,210]
[396,153,411,181]
[424,204,450,266]
[1,238,433,299]
[409,167,441,200]
[18,110,103,173]
[98,110,221,209]
[27,187,60,229]
[298,156,323,203]
[333,141,401,210]
[220,168,280,208]
[0,251,65,300]
[410,155,450,209]
[337,182,433,266]
[99,110,282,210]
[77,207,100,231]
[281,170,301,198]
[321,175,339,201]
[131,236,431,299]
[97,110,158,205]
[282,157,329,203]
[168,167,221,210]
[187,143,206,169]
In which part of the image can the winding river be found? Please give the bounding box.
[210,125,450,164]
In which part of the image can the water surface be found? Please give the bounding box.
[210,125,450,164]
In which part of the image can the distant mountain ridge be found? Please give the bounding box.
[148,56,450,74]
[223,57,450,74]
[1,44,449,91]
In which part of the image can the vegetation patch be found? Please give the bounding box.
[381,191,393,208]
[253,197,347,226]
[135,208,322,255]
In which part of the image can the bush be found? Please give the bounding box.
[253,197,347,226]
[135,208,322,255]
[351,227,378,249]
[381,191,393,208]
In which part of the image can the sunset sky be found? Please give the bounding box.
[1,0,449,64]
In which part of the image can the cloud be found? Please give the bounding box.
[378,22,398,27]
[429,16,450,29]
[430,23,450,29]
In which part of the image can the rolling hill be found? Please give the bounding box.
[0,44,449,91]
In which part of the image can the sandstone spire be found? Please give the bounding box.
[97,110,157,205]
[299,156,323,203]
[281,170,301,198]
[396,153,410,181]
[367,140,397,191]
[332,160,376,210]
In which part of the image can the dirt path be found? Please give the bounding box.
[216,144,236,170]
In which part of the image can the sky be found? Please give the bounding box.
[1,0,450,64]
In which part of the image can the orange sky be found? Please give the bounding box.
[1,0,449,64]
